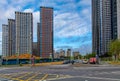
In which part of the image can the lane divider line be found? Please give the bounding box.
[40,74,48,81]
[26,72,40,81]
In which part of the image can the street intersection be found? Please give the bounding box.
[0,64,120,81]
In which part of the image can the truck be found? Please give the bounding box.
[89,57,96,64]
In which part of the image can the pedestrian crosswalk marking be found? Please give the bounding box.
[0,72,70,81]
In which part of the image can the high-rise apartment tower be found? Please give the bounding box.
[15,12,33,55]
[38,7,53,58]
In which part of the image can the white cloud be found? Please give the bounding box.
[24,9,34,12]
[82,9,90,15]
[40,0,57,8]
[73,43,92,55]
[54,12,90,37]
[33,11,39,41]
[78,0,91,6]
[0,0,7,5]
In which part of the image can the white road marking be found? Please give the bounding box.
[73,66,120,70]
[73,76,120,81]
[111,71,120,74]
[46,75,120,81]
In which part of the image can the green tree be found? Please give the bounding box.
[84,53,96,59]
[74,55,82,59]
[109,39,120,60]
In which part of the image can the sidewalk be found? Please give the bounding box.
[23,61,63,67]
[0,61,63,68]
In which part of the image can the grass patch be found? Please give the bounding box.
[108,61,120,65]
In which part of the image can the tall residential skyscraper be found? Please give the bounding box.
[37,22,40,56]
[8,19,16,56]
[15,12,33,55]
[92,0,120,56]
[111,0,117,40]
[92,0,101,56]
[39,7,53,58]
[32,42,39,56]
[2,24,8,57]
[102,0,112,54]
[117,0,120,39]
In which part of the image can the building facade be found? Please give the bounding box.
[37,23,40,56]
[66,49,71,57]
[8,19,16,56]
[117,0,120,39]
[53,51,60,58]
[2,24,8,57]
[39,7,53,58]
[92,0,101,56]
[111,0,117,40]
[32,42,39,56]
[15,12,33,55]
[73,51,79,57]
[92,0,120,56]
[59,49,65,57]
[102,0,112,54]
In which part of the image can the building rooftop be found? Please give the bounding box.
[40,6,53,9]
[15,11,32,14]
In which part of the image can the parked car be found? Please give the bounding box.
[82,59,88,64]
[89,57,96,64]
[74,60,82,63]
[63,60,71,64]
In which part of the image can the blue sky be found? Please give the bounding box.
[0,0,92,55]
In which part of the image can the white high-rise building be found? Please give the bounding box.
[15,12,33,55]
[2,24,8,57]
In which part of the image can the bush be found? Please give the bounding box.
[19,63,23,66]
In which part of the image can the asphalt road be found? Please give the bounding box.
[0,64,120,81]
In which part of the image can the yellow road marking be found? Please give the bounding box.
[26,73,39,81]
[10,72,31,81]
[0,74,18,78]
[0,74,22,81]
[16,72,31,79]
[0,72,28,79]
[11,78,24,81]
[40,74,48,81]
[12,72,34,81]
[7,72,27,78]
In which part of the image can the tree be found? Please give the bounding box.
[74,55,82,59]
[84,53,96,59]
[109,39,120,60]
